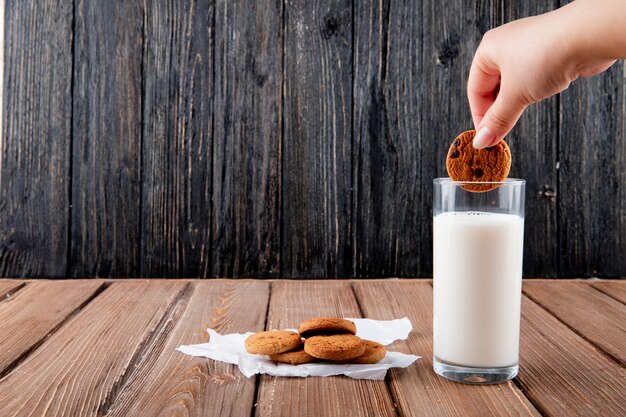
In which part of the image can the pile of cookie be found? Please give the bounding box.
[244,318,386,365]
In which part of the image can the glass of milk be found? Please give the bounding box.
[433,178,525,384]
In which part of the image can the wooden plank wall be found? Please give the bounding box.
[0,0,624,278]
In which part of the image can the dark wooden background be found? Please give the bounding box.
[0,0,624,278]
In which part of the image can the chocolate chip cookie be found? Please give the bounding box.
[446,130,511,192]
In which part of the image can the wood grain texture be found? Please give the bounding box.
[559,59,626,277]
[0,280,24,300]
[106,281,270,417]
[0,0,72,277]
[353,281,540,417]
[353,0,558,278]
[71,0,143,277]
[255,281,397,416]
[406,0,558,278]
[0,281,186,417]
[0,279,623,415]
[0,0,3,157]
[410,0,487,276]
[592,281,626,304]
[212,0,282,277]
[523,281,626,364]
[141,0,213,277]
[282,0,353,278]
[517,295,626,416]
[352,0,422,277]
[0,280,102,375]
[502,0,559,277]
[1,0,624,278]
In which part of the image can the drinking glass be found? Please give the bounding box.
[432,178,525,384]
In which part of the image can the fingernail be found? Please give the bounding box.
[473,126,497,149]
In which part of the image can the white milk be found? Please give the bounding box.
[433,211,524,368]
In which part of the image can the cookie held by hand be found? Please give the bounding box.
[245,330,302,355]
[446,130,511,192]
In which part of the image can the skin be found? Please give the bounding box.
[468,0,626,149]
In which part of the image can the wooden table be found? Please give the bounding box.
[0,279,623,416]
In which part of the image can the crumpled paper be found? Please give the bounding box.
[177,317,420,380]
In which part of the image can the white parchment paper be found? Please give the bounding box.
[177,318,420,380]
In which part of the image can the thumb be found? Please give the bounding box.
[473,88,527,149]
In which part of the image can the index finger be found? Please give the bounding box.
[467,53,501,129]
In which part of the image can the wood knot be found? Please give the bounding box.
[3,232,26,250]
[321,15,339,39]
[246,52,267,87]
[255,72,267,87]
[538,185,556,201]
[437,46,458,66]
[211,374,238,385]
[437,35,460,66]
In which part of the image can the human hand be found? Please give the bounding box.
[468,0,622,149]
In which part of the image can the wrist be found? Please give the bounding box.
[556,0,626,61]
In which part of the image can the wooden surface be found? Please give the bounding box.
[0,0,72,277]
[354,281,540,416]
[256,281,396,416]
[1,0,625,279]
[212,0,282,277]
[0,280,23,299]
[141,0,213,277]
[353,0,423,277]
[282,0,353,278]
[523,281,626,364]
[0,279,623,417]
[517,296,625,416]
[504,0,559,277]
[71,0,143,277]
[592,281,626,304]
[559,54,626,277]
[106,281,270,417]
[0,281,103,377]
[0,281,187,416]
